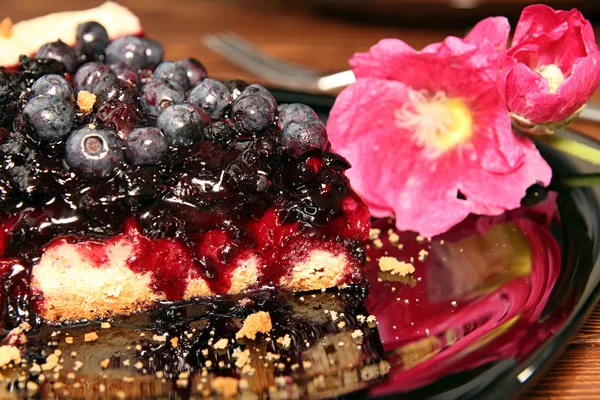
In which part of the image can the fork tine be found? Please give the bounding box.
[219,33,319,78]
[203,34,321,91]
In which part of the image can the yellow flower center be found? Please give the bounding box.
[395,90,473,155]
[536,64,564,94]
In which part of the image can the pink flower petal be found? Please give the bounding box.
[500,4,600,122]
[465,16,510,50]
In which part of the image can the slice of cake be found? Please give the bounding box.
[0,4,370,325]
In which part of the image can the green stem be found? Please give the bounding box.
[534,135,600,166]
[559,174,600,187]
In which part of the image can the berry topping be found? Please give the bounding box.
[75,21,110,62]
[205,121,234,144]
[176,58,207,86]
[157,104,205,148]
[238,83,277,110]
[125,127,168,165]
[96,100,138,138]
[154,61,190,91]
[277,103,319,130]
[30,74,73,101]
[93,78,137,106]
[22,95,74,142]
[36,40,78,73]
[73,62,115,93]
[140,79,185,117]
[232,95,275,133]
[281,120,329,158]
[105,36,151,71]
[143,38,164,69]
[110,62,139,85]
[186,78,231,120]
[65,126,124,178]
[0,73,9,104]
[224,80,248,101]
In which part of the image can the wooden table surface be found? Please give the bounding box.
[4,0,600,398]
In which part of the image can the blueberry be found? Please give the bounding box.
[205,121,234,143]
[31,74,73,101]
[65,126,124,178]
[238,84,277,110]
[73,62,115,93]
[176,58,207,87]
[93,78,137,106]
[186,78,231,119]
[232,95,275,133]
[143,38,164,69]
[281,120,329,158]
[105,36,149,70]
[224,80,248,101]
[23,95,74,142]
[36,40,78,73]
[154,61,190,90]
[76,21,110,61]
[157,104,205,148]
[96,100,138,138]
[277,103,319,130]
[125,127,168,165]
[140,79,185,117]
[110,62,139,85]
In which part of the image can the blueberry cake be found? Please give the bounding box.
[0,6,370,325]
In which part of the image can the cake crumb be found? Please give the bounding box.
[29,363,42,374]
[0,346,20,367]
[233,349,251,368]
[123,376,135,383]
[66,372,76,380]
[303,360,312,369]
[366,315,377,328]
[418,249,429,261]
[357,315,366,323]
[265,352,280,362]
[123,359,131,367]
[351,330,364,342]
[156,371,164,379]
[236,311,272,340]
[26,381,38,392]
[134,361,143,370]
[41,354,58,371]
[170,337,179,348]
[369,228,381,240]
[378,257,415,276]
[387,230,400,243]
[276,334,291,349]
[74,361,83,371]
[153,334,167,342]
[70,351,77,357]
[77,91,96,113]
[84,332,98,342]
[416,235,425,242]
[213,338,228,350]
[211,376,238,398]
[100,322,111,329]
[337,321,346,329]
[373,238,383,248]
[65,337,73,344]
[241,363,256,375]
[100,358,110,369]
[329,310,339,322]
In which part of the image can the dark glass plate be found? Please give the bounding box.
[271,89,600,400]
[8,91,599,399]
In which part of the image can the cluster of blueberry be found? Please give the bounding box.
[0,21,329,182]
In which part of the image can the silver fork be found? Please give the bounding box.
[202,32,355,92]
[203,32,600,124]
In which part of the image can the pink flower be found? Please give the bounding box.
[327,17,552,237]
[497,5,600,123]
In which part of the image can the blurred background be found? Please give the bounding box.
[5,0,600,90]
